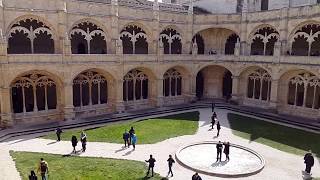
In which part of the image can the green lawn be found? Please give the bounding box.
[43,111,199,144]
[228,113,320,157]
[11,151,163,180]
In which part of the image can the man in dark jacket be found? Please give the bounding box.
[129,127,135,147]
[167,154,175,177]
[216,121,221,137]
[192,172,202,180]
[223,142,230,161]
[304,151,314,174]
[216,141,223,162]
[145,154,156,177]
[55,127,62,141]
[211,112,217,129]
[123,130,130,148]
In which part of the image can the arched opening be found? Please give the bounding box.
[193,28,238,55]
[287,72,320,109]
[70,21,107,54]
[246,69,272,101]
[8,18,54,54]
[160,28,182,54]
[120,25,148,54]
[225,33,240,55]
[163,68,182,97]
[250,26,279,56]
[196,65,232,99]
[196,71,204,99]
[290,23,320,56]
[11,72,58,114]
[223,71,233,98]
[73,70,108,108]
[192,34,204,54]
[123,69,149,101]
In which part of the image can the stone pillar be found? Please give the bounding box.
[0,87,13,127]
[234,38,240,56]
[63,83,75,120]
[63,33,71,56]
[115,79,125,112]
[269,79,279,109]
[156,78,164,107]
[189,75,197,102]
[0,35,7,56]
[231,76,240,102]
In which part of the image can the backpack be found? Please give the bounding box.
[40,162,47,173]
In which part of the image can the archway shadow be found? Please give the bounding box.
[115,146,127,153]
[227,113,320,163]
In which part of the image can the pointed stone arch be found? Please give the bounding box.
[7,16,57,54]
[69,20,107,54]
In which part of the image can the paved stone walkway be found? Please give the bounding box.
[0,108,319,180]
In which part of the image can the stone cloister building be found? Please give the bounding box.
[0,0,320,127]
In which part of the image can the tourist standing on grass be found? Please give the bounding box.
[223,142,230,161]
[80,131,87,152]
[216,141,223,162]
[304,150,314,174]
[192,172,202,180]
[29,170,38,180]
[37,158,48,180]
[123,130,130,148]
[167,154,175,177]
[216,121,221,137]
[131,133,137,150]
[129,126,135,146]
[145,154,156,177]
[71,135,78,153]
[55,127,62,141]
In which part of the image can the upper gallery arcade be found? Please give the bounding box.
[0,0,320,127]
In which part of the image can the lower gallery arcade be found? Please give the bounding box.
[2,65,320,126]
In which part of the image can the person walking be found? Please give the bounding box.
[131,133,137,150]
[223,142,230,161]
[28,170,38,180]
[192,172,202,180]
[129,126,135,146]
[71,135,78,153]
[211,112,217,129]
[167,154,175,177]
[304,150,314,174]
[123,130,130,148]
[80,131,87,152]
[216,121,221,137]
[216,141,223,162]
[55,127,62,141]
[37,158,48,180]
[145,155,156,177]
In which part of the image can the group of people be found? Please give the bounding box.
[144,154,175,178]
[122,126,137,150]
[55,128,87,153]
[211,111,221,137]
[216,141,230,162]
[71,131,87,153]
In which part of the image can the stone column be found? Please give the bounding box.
[231,76,240,102]
[156,78,164,107]
[115,79,125,112]
[269,79,279,109]
[63,83,75,120]
[189,75,197,102]
[0,87,13,127]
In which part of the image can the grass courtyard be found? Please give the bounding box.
[228,113,320,157]
[11,151,163,180]
[43,111,199,144]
